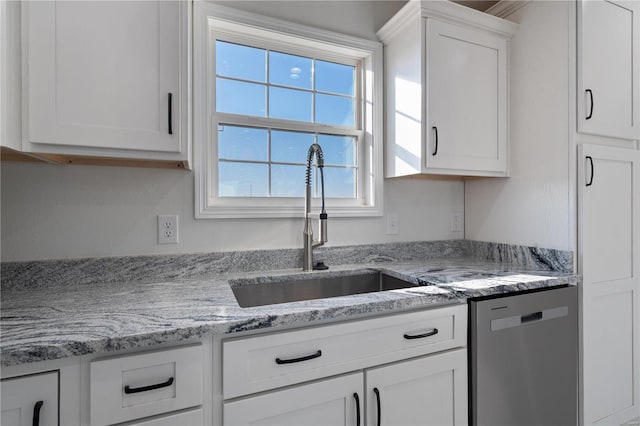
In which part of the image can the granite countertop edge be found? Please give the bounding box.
[0,259,581,367]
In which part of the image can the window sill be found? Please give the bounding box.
[195,204,383,219]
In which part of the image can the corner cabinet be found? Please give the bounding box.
[577,0,639,141]
[378,1,517,178]
[20,1,190,168]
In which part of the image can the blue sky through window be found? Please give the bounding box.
[215,40,358,199]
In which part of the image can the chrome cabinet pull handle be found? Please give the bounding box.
[168,92,173,135]
[404,328,438,339]
[586,156,594,187]
[32,401,43,426]
[432,126,438,155]
[374,387,381,426]
[124,377,174,394]
[585,89,594,120]
[275,350,322,364]
[353,393,361,426]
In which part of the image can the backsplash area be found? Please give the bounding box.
[1,240,573,289]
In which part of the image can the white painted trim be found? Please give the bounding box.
[201,3,381,55]
[193,1,384,219]
[378,0,517,43]
[485,0,530,19]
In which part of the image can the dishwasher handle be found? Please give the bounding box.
[491,306,568,331]
[521,311,542,323]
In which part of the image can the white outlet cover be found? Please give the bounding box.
[450,213,463,233]
[158,215,179,244]
[386,213,399,235]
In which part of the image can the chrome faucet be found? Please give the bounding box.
[303,143,328,271]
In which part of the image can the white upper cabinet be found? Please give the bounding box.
[1,0,22,151]
[378,1,517,178]
[426,20,508,174]
[577,0,639,141]
[22,1,189,165]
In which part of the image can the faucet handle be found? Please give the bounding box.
[319,213,328,243]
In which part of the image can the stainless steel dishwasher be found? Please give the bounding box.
[469,285,578,426]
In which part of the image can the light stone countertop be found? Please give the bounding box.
[0,257,579,367]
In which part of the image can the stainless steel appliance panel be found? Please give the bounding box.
[469,286,578,426]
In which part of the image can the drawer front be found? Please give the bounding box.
[1,371,58,426]
[223,304,466,398]
[90,345,202,426]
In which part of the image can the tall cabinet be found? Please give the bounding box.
[466,0,640,424]
[577,0,639,141]
[578,144,639,425]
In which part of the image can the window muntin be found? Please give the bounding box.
[217,124,357,198]
[214,39,360,200]
[215,40,357,128]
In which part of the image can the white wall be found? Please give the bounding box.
[0,162,463,261]
[0,0,465,262]
[465,1,573,251]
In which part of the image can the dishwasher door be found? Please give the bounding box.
[469,285,578,426]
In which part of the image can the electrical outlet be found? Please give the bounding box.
[386,213,399,235]
[158,215,178,244]
[450,213,463,233]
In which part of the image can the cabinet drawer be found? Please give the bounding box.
[90,345,202,426]
[223,304,466,398]
[1,371,58,426]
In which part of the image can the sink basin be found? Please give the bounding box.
[230,271,418,308]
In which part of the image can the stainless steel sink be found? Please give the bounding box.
[230,271,418,308]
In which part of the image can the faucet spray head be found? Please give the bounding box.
[305,143,324,185]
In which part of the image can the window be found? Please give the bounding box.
[194,3,383,218]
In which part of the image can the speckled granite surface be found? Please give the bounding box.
[1,241,577,367]
[0,239,572,290]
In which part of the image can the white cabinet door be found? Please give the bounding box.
[1,0,21,151]
[365,349,467,426]
[1,371,58,426]
[578,0,640,140]
[578,144,640,425]
[24,1,184,157]
[127,409,203,426]
[223,373,363,426]
[426,19,508,175]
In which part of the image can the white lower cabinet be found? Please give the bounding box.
[224,373,364,426]
[223,350,467,426]
[89,344,203,426]
[127,409,204,426]
[222,305,468,426]
[0,371,59,426]
[365,349,468,426]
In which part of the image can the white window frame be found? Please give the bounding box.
[194,2,383,218]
